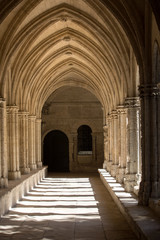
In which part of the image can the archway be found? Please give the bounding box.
[43,130,69,172]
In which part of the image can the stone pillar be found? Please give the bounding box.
[138,84,160,205]
[28,115,37,170]
[124,97,141,192]
[103,125,108,169]
[18,112,30,174]
[0,98,8,187]
[111,111,119,177]
[7,106,21,180]
[35,118,42,168]
[107,115,112,171]
[116,106,127,183]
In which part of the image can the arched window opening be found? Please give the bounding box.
[78,125,92,155]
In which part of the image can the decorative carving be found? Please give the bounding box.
[139,84,160,97]
[125,97,140,108]
[117,106,127,114]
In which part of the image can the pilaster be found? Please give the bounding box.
[0,98,8,187]
[7,106,21,180]
[28,115,37,170]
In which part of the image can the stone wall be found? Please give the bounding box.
[42,87,104,172]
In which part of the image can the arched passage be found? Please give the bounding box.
[43,130,69,172]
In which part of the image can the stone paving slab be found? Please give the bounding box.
[0,172,138,240]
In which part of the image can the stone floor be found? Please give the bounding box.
[0,173,138,240]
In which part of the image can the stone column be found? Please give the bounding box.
[124,97,141,192]
[139,84,160,205]
[116,106,127,183]
[7,106,21,180]
[18,111,30,174]
[35,118,42,168]
[111,111,119,177]
[106,115,112,171]
[0,98,8,187]
[103,125,108,169]
[28,115,37,170]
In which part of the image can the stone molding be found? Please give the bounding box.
[139,84,160,97]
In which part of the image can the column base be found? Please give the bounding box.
[103,160,107,169]
[124,173,137,192]
[8,171,21,180]
[138,181,151,206]
[111,164,118,177]
[106,160,113,172]
[0,177,8,188]
[20,167,30,174]
[29,164,37,170]
[116,167,125,183]
[37,162,43,168]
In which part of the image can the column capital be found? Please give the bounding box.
[111,110,118,119]
[125,97,140,108]
[18,111,29,119]
[139,84,160,97]
[7,105,18,113]
[36,118,42,123]
[0,97,5,102]
[28,115,36,120]
[117,105,127,114]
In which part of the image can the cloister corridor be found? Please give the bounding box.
[0,173,138,240]
[1,0,160,239]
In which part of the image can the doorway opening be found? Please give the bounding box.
[43,130,69,172]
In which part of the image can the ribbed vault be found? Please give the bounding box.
[0,0,141,118]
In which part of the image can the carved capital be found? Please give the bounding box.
[125,97,140,108]
[28,115,36,122]
[139,84,160,97]
[111,110,118,119]
[18,111,29,120]
[117,105,127,115]
[7,105,18,114]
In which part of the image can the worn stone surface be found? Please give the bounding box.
[0,172,138,240]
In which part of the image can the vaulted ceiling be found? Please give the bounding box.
[0,0,145,117]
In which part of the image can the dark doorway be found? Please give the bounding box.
[43,130,69,172]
